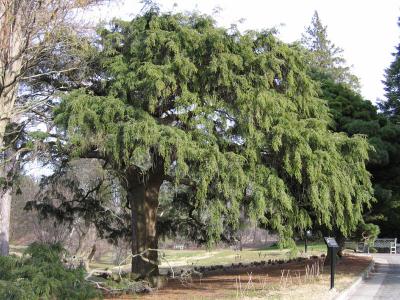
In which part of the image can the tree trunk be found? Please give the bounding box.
[0,4,26,256]
[0,147,15,257]
[0,187,11,256]
[336,233,346,258]
[127,166,163,279]
[0,79,19,257]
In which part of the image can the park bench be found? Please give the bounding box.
[374,238,397,254]
[173,244,185,250]
[344,239,398,253]
[344,241,362,252]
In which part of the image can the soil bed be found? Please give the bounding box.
[104,254,371,299]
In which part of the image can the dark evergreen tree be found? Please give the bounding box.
[380,18,400,120]
[319,78,400,239]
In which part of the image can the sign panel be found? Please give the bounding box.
[324,236,339,289]
[324,237,339,248]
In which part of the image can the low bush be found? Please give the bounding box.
[0,243,101,300]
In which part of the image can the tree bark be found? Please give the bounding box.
[0,129,17,256]
[126,165,164,279]
[0,155,15,256]
[0,187,11,256]
[336,232,346,258]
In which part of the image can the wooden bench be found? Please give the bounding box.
[344,241,360,252]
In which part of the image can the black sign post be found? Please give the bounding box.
[305,230,312,253]
[324,237,339,290]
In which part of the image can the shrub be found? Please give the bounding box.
[0,243,101,300]
[369,247,378,253]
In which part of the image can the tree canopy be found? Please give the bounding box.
[41,10,375,276]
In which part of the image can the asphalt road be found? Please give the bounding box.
[346,254,400,299]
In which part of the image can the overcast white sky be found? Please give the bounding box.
[97,0,400,103]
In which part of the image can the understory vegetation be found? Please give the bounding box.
[0,243,100,300]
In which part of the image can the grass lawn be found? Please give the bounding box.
[158,241,326,268]
[89,241,327,271]
[11,241,327,271]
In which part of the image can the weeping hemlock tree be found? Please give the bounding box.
[52,11,373,277]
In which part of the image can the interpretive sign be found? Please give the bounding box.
[324,237,339,290]
[324,237,339,248]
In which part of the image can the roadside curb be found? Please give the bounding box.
[334,256,375,300]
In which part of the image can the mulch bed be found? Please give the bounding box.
[105,254,371,300]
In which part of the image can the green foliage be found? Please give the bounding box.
[380,18,400,120]
[54,10,373,246]
[0,243,100,300]
[318,76,400,238]
[358,222,380,246]
[301,11,360,90]
[368,18,400,237]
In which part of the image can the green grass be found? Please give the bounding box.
[11,241,327,271]
[158,241,326,268]
[86,241,327,270]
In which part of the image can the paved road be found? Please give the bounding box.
[347,254,400,299]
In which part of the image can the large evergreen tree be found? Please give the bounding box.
[48,11,373,277]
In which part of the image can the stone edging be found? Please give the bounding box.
[334,257,375,300]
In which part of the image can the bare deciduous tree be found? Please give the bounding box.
[0,0,111,255]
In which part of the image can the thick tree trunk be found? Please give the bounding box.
[127,166,163,279]
[336,233,346,258]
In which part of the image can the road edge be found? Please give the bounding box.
[334,255,375,300]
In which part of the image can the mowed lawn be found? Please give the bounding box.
[159,242,326,268]
[11,241,327,270]
[90,241,327,270]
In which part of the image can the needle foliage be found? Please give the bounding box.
[53,10,373,247]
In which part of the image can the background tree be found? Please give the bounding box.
[380,17,400,121]
[0,0,110,256]
[317,77,400,239]
[299,12,400,242]
[38,10,373,278]
[301,11,360,90]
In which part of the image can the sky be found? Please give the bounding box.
[96,0,400,103]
